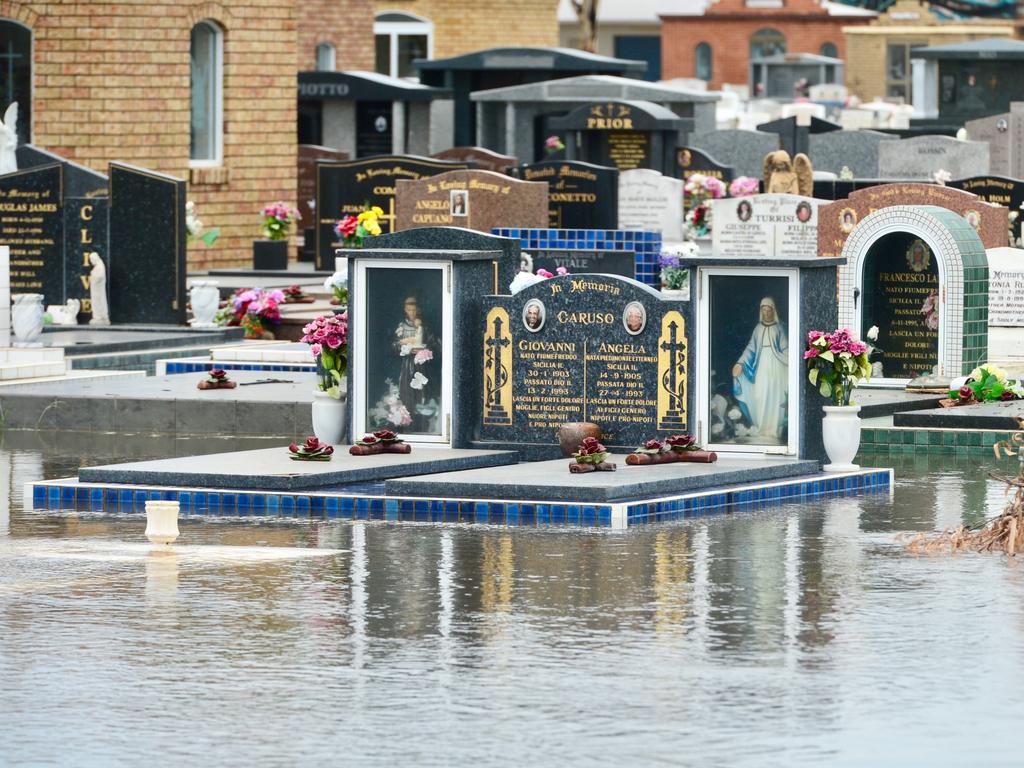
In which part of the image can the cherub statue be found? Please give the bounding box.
[763,150,813,197]
[0,103,18,176]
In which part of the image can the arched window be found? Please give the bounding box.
[316,42,336,71]
[750,28,786,60]
[695,42,712,81]
[820,42,838,58]
[190,20,223,164]
[0,19,31,145]
[374,12,432,79]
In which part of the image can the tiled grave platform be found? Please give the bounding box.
[0,369,318,437]
[155,342,316,376]
[27,464,892,530]
[81,446,518,491]
[386,454,821,503]
[858,414,1018,456]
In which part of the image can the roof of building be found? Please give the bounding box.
[749,52,845,65]
[415,47,646,74]
[297,70,450,101]
[910,37,1024,59]
[470,74,720,102]
[557,0,704,23]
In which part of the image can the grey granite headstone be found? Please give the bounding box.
[690,129,780,178]
[877,135,990,181]
[808,130,890,178]
[966,104,1024,180]
[618,169,683,240]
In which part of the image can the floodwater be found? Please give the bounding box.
[1,431,1023,767]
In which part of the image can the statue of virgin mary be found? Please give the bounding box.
[731,296,788,442]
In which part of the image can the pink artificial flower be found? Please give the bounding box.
[807,330,824,343]
[310,343,322,356]
[556,266,569,275]
[414,348,433,365]
[803,348,819,359]
[326,335,342,349]
[536,268,554,278]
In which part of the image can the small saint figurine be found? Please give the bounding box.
[763,150,813,197]
[0,102,18,176]
[88,251,110,325]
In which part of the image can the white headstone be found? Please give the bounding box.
[986,247,1024,326]
[711,194,824,259]
[617,169,683,241]
[0,245,9,346]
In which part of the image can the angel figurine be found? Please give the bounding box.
[763,150,813,197]
[0,103,17,176]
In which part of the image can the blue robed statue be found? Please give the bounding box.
[731,297,788,442]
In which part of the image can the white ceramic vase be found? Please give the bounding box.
[145,500,181,545]
[822,404,861,472]
[189,280,221,327]
[11,293,44,346]
[311,390,347,446]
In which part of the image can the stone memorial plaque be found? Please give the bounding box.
[394,169,547,233]
[690,129,780,178]
[108,162,186,325]
[986,247,1024,326]
[949,175,1024,243]
[877,135,990,181]
[63,197,107,323]
[860,235,940,379]
[528,249,635,279]
[316,155,468,269]
[432,146,517,173]
[0,164,63,303]
[511,160,618,229]
[808,130,890,179]
[712,194,822,259]
[818,183,1008,257]
[481,274,689,448]
[618,169,683,241]
[674,146,734,184]
[297,144,347,234]
[605,131,650,171]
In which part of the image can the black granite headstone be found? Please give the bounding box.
[63,197,107,323]
[480,273,689,450]
[315,155,468,270]
[108,162,186,325]
[0,163,64,303]
[950,175,1023,241]
[511,160,618,229]
[529,249,635,279]
[673,146,734,184]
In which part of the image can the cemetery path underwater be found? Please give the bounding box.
[1,434,1023,766]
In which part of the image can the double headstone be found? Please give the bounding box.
[711,194,823,259]
[510,160,619,229]
[394,169,548,234]
[876,135,990,181]
[618,169,683,241]
[949,175,1024,244]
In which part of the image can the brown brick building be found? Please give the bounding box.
[0,0,373,270]
[660,0,875,90]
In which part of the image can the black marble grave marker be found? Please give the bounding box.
[108,162,186,325]
[480,273,689,450]
[673,146,734,183]
[950,175,1023,241]
[315,155,468,270]
[0,163,64,303]
[63,197,108,323]
[529,249,635,279]
[511,160,618,229]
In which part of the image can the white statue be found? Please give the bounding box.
[0,103,18,176]
[88,252,110,325]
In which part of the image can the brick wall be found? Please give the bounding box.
[299,0,374,71]
[662,0,872,89]
[375,0,559,59]
[2,0,307,270]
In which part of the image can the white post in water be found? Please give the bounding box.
[145,500,180,545]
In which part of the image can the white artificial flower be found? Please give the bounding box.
[509,271,544,294]
[410,372,428,390]
[727,407,742,421]
[867,325,879,341]
[323,271,347,291]
[400,344,412,357]
[933,169,952,185]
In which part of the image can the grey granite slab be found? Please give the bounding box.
[856,389,944,418]
[80,446,519,491]
[386,454,820,502]
[893,400,1024,430]
[42,326,243,355]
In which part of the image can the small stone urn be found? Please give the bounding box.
[557,422,603,457]
[11,293,44,347]
[189,280,221,327]
[145,500,181,545]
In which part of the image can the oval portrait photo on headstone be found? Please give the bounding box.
[839,207,857,233]
[906,239,931,273]
[523,298,546,332]
[736,199,753,222]
[622,301,647,335]
[964,209,981,231]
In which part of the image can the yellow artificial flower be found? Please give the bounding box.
[365,220,382,236]
[371,206,384,217]
[357,211,373,223]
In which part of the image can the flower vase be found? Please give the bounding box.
[557,422,602,457]
[253,239,288,270]
[11,293,45,347]
[189,280,220,327]
[311,390,347,446]
[821,405,861,472]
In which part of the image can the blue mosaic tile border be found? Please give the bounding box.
[493,227,662,287]
[624,470,892,525]
[28,469,891,529]
[164,361,315,375]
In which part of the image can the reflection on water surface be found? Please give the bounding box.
[0,432,1021,766]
